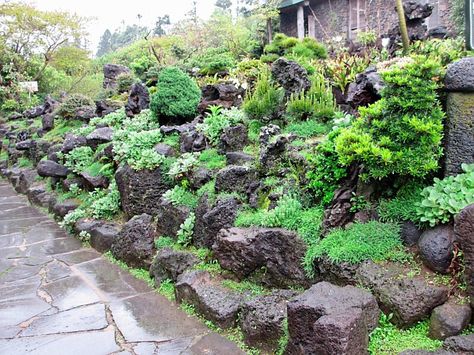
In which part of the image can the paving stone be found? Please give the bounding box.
[40,275,102,311]
[0,330,120,355]
[20,303,108,336]
[0,178,242,353]
[109,292,209,342]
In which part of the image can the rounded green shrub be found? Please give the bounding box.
[150,67,201,123]
[116,72,135,93]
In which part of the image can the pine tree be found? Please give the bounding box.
[96,29,112,57]
[215,0,232,12]
[154,15,170,37]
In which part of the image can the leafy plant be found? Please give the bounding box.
[150,67,201,123]
[167,152,199,181]
[303,221,407,275]
[197,105,228,145]
[243,68,284,122]
[264,33,327,59]
[64,146,94,174]
[116,72,135,93]
[417,164,474,227]
[113,111,164,171]
[90,181,121,219]
[369,314,442,354]
[323,52,370,93]
[286,72,336,122]
[177,212,195,247]
[163,185,199,209]
[335,56,444,180]
[306,130,348,205]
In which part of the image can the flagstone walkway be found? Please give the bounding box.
[0,181,243,355]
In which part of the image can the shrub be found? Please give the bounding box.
[54,94,95,119]
[335,56,444,180]
[116,72,135,93]
[306,130,348,205]
[417,164,474,227]
[304,221,407,275]
[150,67,201,122]
[197,105,229,146]
[323,52,370,93]
[1,99,19,113]
[286,73,336,122]
[243,68,284,122]
[191,48,236,75]
[90,182,121,219]
[408,38,467,68]
[264,33,327,60]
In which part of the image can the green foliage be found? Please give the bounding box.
[276,319,289,355]
[378,182,426,223]
[243,68,283,122]
[177,212,195,247]
[198,149,226,170]
[408,38,468,68]
[336,56,444,180]
[113,110,165,171]
[54,94,95,119]
[150,67,201,121]
[163,186,199,209]
[304,221,407,275]
[155,236,176,249]
[42,119,84,142]
[1,99,19,113]
[286,73,336,122]
[197,105,229,145]
[116,72,135,93]
[221,279,267,296]
[306,130,348,205]
[191,47,236,75]
[89,182,121,219]
[63,146,94,174]
[323,52,370,93]
[167,152,199,180]
[235,195,324,244]
[264,33,327,59]
[369,314,442,354]
[17,157,33,168]
[417,164,474,227]
[158,279,176,301]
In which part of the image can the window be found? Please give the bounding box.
[349,0,367,38]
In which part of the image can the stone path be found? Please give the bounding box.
[0,181,243,355]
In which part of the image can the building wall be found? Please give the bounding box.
[280,8,299,38]
[279,0,456,42]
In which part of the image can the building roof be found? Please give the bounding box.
[278,0,305,9]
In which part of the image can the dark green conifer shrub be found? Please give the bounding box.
[335,56,444,180]
[54,94,95,119]
[150,67,201,123]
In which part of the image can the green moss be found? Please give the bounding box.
[369,314,442,354]
[377,182,426,224]
[198,149,226,170]
[17,157,33,168]
[283,120,330,138]
[304,221,409,276]
[42,119,84,142]
[158,279,176,301]
[162,133,180,149]
[221,279,268,296]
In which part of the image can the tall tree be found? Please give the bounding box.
[0,3,88,79]
[215,0,232,12]
[154,15,170,37]
[96,29,112,57]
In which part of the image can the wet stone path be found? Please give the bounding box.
[0,181,243,355]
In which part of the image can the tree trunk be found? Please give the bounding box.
[395,0,410,53]
[266,18,273,43]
